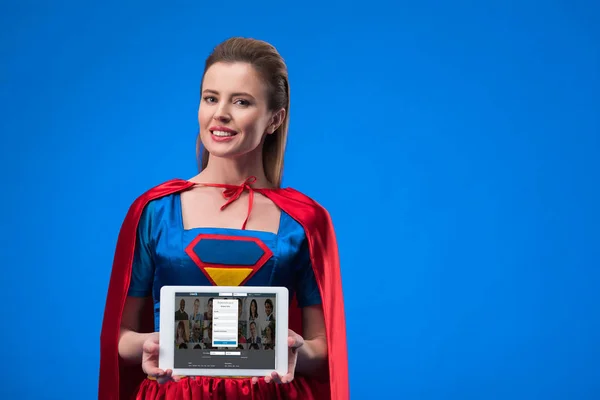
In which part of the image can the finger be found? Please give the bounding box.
[251,377,259,385]
[280,372,294,384]
[264,374,272,384]
[287,335,304,350]
[270,371,283,384]
[145,366,165,377]
[143,341,160,354]
[157,370,173,384]
[157,376,171,385]
[154,369,171,377]
[287,358,298,380]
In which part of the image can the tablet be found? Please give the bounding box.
[159,285,288,377]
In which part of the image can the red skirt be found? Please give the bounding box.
[135,376,320,400]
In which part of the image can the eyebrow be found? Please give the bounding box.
[202,89,255,99]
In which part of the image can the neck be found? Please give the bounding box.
[197,151,271,187]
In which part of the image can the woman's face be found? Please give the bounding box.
[250,301,256,314]
[198,62,280,160]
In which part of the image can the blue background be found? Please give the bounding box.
[1,1,599,399]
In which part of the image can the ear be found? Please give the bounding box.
[267,108,286,134]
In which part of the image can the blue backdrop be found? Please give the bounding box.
[1,1,599,399]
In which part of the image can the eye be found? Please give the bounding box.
[203,96,217,103]
[234,99,250,106]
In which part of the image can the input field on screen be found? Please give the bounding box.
[213,299,239,348]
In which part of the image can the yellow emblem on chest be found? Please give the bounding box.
[204,268,254,286]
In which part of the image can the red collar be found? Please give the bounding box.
[195,176,258,230]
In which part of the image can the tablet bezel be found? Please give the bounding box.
[159,285,289,377]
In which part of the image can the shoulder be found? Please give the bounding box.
[277,187,331,217]
[122,178,193,223]
[260,187,334,228]
[133,179,193,204]
[127,179,192,209]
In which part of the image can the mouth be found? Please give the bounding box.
[210,126,239,138]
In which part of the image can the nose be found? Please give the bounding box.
[213,103,231,122]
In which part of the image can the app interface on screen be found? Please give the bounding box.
[173,292,277,369]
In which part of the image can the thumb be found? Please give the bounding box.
[287,334,304,350]
[143,340,160,354]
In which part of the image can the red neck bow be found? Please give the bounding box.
[198,176,258,230]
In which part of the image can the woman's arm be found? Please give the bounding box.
[295,304,328,377]
[118,296,154,364]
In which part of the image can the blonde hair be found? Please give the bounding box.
[196,37,290,187]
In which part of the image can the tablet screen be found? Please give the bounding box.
[173,291,277,370]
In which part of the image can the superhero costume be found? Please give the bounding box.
[99,178,349,400]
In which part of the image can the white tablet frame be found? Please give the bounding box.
[159,285,289,377]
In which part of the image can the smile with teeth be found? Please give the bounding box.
[212,130,238,137]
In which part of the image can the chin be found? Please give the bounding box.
[202,143,241,159]
[200,134,262,160]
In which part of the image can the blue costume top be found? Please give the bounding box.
[127,193,322,330]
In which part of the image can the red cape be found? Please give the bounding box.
[99,179,349,400]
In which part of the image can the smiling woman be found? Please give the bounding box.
[98,37,349,400]
[196,40,290,188]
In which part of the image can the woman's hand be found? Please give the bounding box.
[141,332,177,384]
[253,329,304,385]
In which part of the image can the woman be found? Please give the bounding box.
[249,298,259,321]
[263,322,276,350]
[175,321,188,346]
[99,37,348,400]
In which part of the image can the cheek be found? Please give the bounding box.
[238,112,267,135]
[198,107,212,127]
